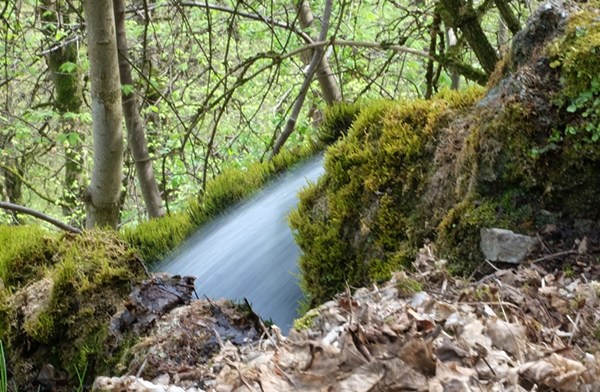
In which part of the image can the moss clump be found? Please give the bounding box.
[292,308,319,330]
[291,88,484,305]
[0,225,58,288]
[0,231,146,390]
[317,101,364,145]
[395,274,422,297]
[121,209,195,264]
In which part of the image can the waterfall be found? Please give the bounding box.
[155,155,324,332]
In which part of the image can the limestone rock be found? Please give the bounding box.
[480,228,539,264]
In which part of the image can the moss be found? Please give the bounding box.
[436,199,506,273]
[291,88,484,305]
[121,209,195,264]
[0,225,58,288]
[395,274,422,297]
[1,231,146,389]
[292,308,319,331]
[317,101,364,145]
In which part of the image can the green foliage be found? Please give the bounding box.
[0,340,6,392]
[0,225,57,288]
[547,4,600,143]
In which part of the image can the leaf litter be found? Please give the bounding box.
[94,244,600,391]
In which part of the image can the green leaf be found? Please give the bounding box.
[121,84,134,96]
[59,62,78,74]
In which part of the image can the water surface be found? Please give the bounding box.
[156,155,324,331]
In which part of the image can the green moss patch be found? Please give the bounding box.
[290,88,484,305]
[0,225,58,289]
[0,231,146,390]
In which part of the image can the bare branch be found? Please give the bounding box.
[0,201,82,234]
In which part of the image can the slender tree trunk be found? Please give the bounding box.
[113,0,165,218]
[446,28,461,90]
[83,0,124,229]
[40,0,85,220]
[425,13,442,99]
[295,0,341,104]
[439,0,499,75]
[272,0,333,157]
[494,0,520,35]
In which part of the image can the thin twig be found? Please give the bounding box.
[530,250,577,264]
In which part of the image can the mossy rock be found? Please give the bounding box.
[0,230,147,390]
[291,3,600,306]
[290,88,484,305]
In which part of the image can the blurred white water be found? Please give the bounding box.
[156,155,324,332]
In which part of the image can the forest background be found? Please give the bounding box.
[1,0,530,229]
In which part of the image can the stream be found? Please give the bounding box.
[155,155,324,332]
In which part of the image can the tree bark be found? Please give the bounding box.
[83,0,124,229]
[494,0,520,35]
[113,0,165,218]
[271,0,333,157]
[295,0,341,104]
[438,0,499,75]
[425,13,442,99]
[40,0,85,220]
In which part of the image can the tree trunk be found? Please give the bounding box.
[295,0,341,104]
[40,0,85,220]
[446,28,461,90]
[425,13,442,99]
[439,0,499,75]
[113,0,165,218]
[494,0,520,35]
[272,0,333,157]
[83,0,124,229]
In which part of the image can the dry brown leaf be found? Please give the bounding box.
[519,353,586,391]
[486,317,527,360]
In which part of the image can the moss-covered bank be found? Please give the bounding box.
[0,230,147,391]
[291,2,600,306]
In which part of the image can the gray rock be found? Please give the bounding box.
[480,228,540,264]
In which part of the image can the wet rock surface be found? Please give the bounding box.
[95,245,600,391]
[110,273,197,339]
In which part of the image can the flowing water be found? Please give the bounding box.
[156,155,324,332]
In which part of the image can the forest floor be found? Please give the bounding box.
[94,238,600,392]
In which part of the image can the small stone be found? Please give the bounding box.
[480,228,540,264]
[578,236,590,254]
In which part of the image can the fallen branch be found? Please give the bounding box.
[530,250,577,264]
[0,201,82,234]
